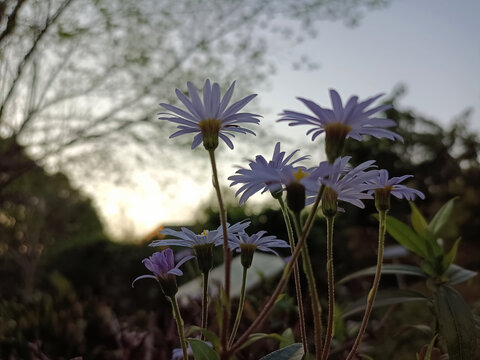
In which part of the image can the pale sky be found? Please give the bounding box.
[95,0,480,240]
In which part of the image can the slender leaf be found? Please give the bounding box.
[237,333,285,351]
[420,259,439,277]
[474,314,480,332]
[445,264,477,285]
[188,338,219,360]
[379,215,429,258]
[396,324,433,337]
[442,237,461,271]
[424,335,438,360]
[343,289,428,318]
[410,202,428,235]
[428,198,457,236]
[279,328,295,348]
[338,264,427,284]
[358,355,375,360]
[259,343,304,360]
[433,285,476,360]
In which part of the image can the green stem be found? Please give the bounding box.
[346,210,387,360]
[227,185,326,356]
[321,215,335,360]
[208,150,231,356]
[228,266,248,346]
[292,211,324,360]
[278,198,309,356]
[169,295,189,360]
[201,271,209,336]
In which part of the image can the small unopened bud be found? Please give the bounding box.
[374,187,392,211]
[240,244,257,268]
[193,243,214,274]
[322,186,338,218]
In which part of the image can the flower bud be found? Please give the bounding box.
[374,187,392,212]
[193,242,214,274]
[286,168,308,213]
[322,186,338,218]
[286,182,306,214]
[240,243,257,268]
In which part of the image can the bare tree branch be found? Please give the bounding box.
[0,0,73,123]
[0,0,28,44]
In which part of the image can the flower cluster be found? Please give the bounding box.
[133,80,427,359]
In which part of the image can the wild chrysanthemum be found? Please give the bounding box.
[132,248,194,295]
[228,142,311,205]
[229,230,290,268]
[367,169,425,211]
[159,79,261,150]
[150,221,250,273]
[278,89,402,160]
[368,169,425,200]
[310,157,379,213]
[150,220,251,248]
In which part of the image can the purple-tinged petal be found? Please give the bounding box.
[131,274,156,288]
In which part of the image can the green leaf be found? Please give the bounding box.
[237,333,285,351]
[441,237,461,272]
[428,198,457,236]
[423,334,438,360]
[474,314,480,332]
[279,328,295,348]
[396,324,433,337]
[410,202,428,235]
[358,355,375,360]
[343,289,428,318]
[334,304,348,342]
[259,343,304,360]
[338,264,427,284]
[420,260,438,277]
[445,264,477,285]
[186,326,220,349]
[379,215,428,258]
[433,285,476,360]
[188,338,220,360]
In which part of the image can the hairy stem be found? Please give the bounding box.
[201,271,209,336]
[321,215,335,360]
[292,211,324,359]
[208,150,231,356]
[169,296,188,360]
[228,266,248,346]
[228,185,325,356]
[278,198,309,355]
[346,210,387,360]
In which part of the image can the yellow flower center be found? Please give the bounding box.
[293,168,309,181]
[200,230,208,236]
